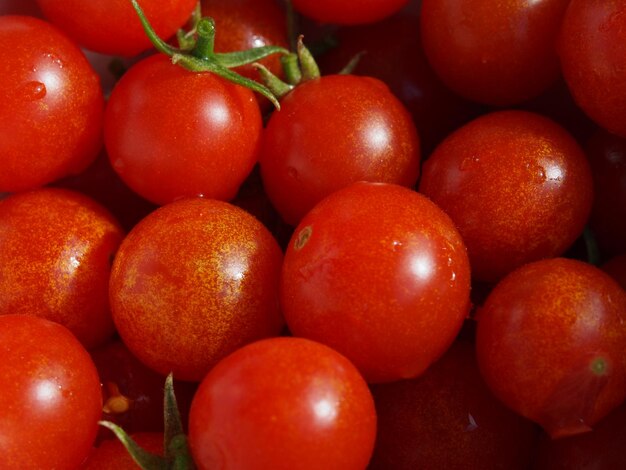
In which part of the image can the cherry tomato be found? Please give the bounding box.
[0,314,102,469]
[420,0,570,106]
[0,15,103,192]
[83,433,163,470]
[260,74,420,225]
[559,0,626,137]
[109,197,284,382]
[281,182,471,383]
[0,188,124,348]
[188,337,377,470]
[476,258,626,438]
[419,110,593,283]
[370,338,539,469]
[291,0,409,25]
[104,54,263,206]
[35,0,196,57]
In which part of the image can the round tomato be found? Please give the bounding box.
[476,258,626,438]
[291,0,409,25]
[0,314,102,469]
[0,188,124,348]
[104,54,263,206]
[260,74,420,225]
[109,197,284,382]
[281,182,471,383]
[420,0,570,106]
[0,15,103,192]
[419,110,593,283]
[35,0,196,57]
[188,337,377,470]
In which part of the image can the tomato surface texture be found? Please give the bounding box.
[188,337,377,470]
[281,182,471,383]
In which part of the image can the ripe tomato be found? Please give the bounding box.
[83,433,163,470]
[476,258,626,438]
[369,338,539,469]
[259,75,420,225]
[0,15,103,192]
[104,54,263,206]
[420,0,570,106]
[0,188,124,348]
[291,0,409,25]
[281,182,471,383]
[419,110,593,283]
[188,337,377,470]
[559,0,626,137]
[0,314,102,469]
[109,197,284,382]
[35,0,196,57]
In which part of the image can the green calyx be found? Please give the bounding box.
[130,0,290,109]
[99,374,196,470]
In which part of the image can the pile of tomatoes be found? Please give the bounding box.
[1,0,626,469]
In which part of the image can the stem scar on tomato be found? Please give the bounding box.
[294,225,313,250]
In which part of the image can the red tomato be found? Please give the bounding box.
[188,337,377,470]
[35,0,196,57]
[0,188,124,348]
[0,314,102,469]
[109,197,284,382]
[370,338,539,469]
[419,110,593,283]
[476,258,626,438]
[0,15,103,192]
[291,0,409,25]
[559,0,626,137]
[281,182,471,383]
[260,75,420,225]
[104,54,263,206]
[83,433,163,470]
[420,0,570,106]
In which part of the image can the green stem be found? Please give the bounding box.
[297,36,320,81]
[130,0,179,57]
[192,18,216,60]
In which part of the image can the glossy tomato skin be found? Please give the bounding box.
[419,110,593,283]
[370,338,539,469]
[260,75,420,226]
[104,54,262,206]
[0,15,103,192]
[476,258,626,438]
[83,433,163,470]
[109,197,284,382]
[420,0,569,106]
[0,188,124,348]
[291,0,408,25]
[35,0,196,57]
[281,182,471,383]
[0,314,103,469]
[188,337,377,470]
[559,0,626,137]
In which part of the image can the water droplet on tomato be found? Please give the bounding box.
[21,81,46,100]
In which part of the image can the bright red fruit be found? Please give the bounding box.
[188,337,377,470]
[104,54,263,206]
[35,0,196,56]
[559,0,626,137]
[419,110,593,283]
[476,258,626,438]
[109,197,284,382]
[370,338,539,469]
[83,433,163,469]
[0,188,124,348]
[0,314,102,469]
[281,182,471,383]
[0,15,103,192]
[420,0,569,106]
[260,75,420,225]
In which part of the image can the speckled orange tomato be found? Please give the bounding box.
[419,110,593,283]
[420,0,570,106]
[559,0,626,137]
[0,188,124,348]
[188,337,377,470]
[109,197,284,382]
[281,182,471,383]
[476,258,626,439]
